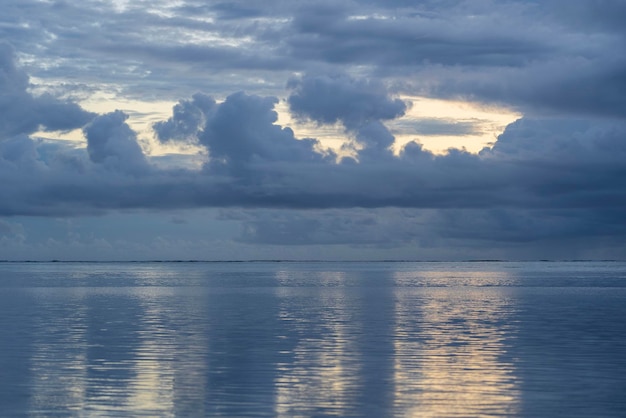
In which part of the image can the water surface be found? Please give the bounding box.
[1,261,625,417]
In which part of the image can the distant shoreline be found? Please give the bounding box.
[0,259,622,263]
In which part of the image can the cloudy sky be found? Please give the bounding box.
[1,0,625,260]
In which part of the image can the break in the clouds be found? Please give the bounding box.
[1,0,625,259]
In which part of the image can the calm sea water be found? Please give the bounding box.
[1,261,625,417]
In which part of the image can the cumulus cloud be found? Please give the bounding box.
[288,74,406,126]
[200,92,333,172]
[288,73,407,157]
[0,43,94,140]
[2,57,626,219]
[0,136,39,165]
[154,93,216,143]
[1,0,626,257]
[84,110,148,171]
[155,90,336,179]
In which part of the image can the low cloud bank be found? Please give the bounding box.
[1,44,626,253]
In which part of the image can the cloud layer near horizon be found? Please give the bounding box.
[1,0,625,258]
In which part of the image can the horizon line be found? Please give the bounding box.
[0,259,622,263]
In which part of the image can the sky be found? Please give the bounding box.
[1,0,625,261]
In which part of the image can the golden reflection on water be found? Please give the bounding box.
[392,270,521,417]
[124,290,176,416]
[274,270,359,417]
[29,288,89,416]
[28,282,210,417]
[122,287,210,417]
[23,265,525,416]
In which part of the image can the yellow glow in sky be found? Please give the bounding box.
[277,96,521,156]
[390,96,521,154]
[34,90,520,162]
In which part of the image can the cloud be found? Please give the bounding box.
[548,0,626,32]
[156,90,336,178]
[1,51,625,221]
[154,93,216,143]
[288,73,407,157]
[288,1,553,69]
[1,0,626,257]
[201,92,334,171]
[219,205,626,260]
[288,74,406,128]
[0,218,24,240]
[209,2,264,20]
[434,56,626,119]
[2,69,626,219]
[0,136,39,165]
[0,43,95,140]
[222,207,424,246]
[3,0,623,118]
[83,110,148,172]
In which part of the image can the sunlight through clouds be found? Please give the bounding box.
[1,0,625,260]
[390,96,522,154]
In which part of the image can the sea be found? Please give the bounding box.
[1,261,625,417]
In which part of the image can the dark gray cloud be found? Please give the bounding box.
[157,90,336,178]
[201,92,315,166]
[209,2,264,20]
[4,108,625,217]
[0,43,94,140]
[83,111,148,171]
[0,218,24,244]
[2,110,626,258]
[435,56,626,119]
[221,208,421,247]
[1,51,625,219]
[219,205,626,260]
[288,74,407,128]
[546,0,626,33]
[1,1,626,257]
[1,50,625,217]
[154,93,216,143]
[288,74,406,157]
[288,1,553,68]
[2,0,623,116]
[0,136,39,165]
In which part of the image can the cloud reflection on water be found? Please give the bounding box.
[274,270,361,417]
[29,288,89,416]
[27,283,210,417]
[392,270,521,417]
[7,262,614,416]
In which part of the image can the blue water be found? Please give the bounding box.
[1,261,625,417]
